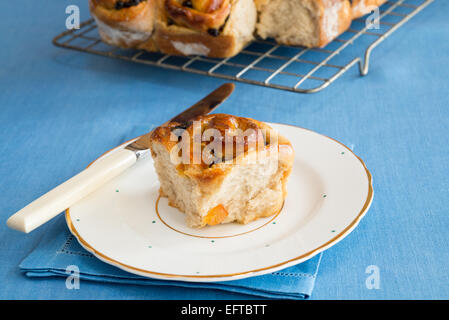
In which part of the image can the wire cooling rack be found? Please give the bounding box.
[53,0,432,93]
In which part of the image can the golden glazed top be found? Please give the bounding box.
[91,0,148,9]
[164,0,231,33]
[150,113,293,183]
[90,0,150,22]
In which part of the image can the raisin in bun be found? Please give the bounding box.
[153,0,256,58]
[89,0,157,49]
[149,114,294,228]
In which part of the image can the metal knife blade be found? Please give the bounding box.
[126,83,235,153]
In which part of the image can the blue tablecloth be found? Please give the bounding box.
[0,0,447,299]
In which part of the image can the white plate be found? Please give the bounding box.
[66,123,373,282]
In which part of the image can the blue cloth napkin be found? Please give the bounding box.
[19,126,322,300]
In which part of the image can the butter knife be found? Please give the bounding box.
[7,83,235,233]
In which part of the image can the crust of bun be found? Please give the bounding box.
[351,0,387,19]
[153,0,256,58]
[89,0,157,48]
[318,0,352,47]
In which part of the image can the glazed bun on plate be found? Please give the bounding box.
[149,114,294,228]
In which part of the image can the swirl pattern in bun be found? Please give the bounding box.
[164,0,231,33]
[89,0,157,48]
[153,0,256,58]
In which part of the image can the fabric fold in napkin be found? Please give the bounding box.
[19,126,322,300]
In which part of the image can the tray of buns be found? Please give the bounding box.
[54,0,432,93]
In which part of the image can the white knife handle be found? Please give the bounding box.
[6,148,137,233]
